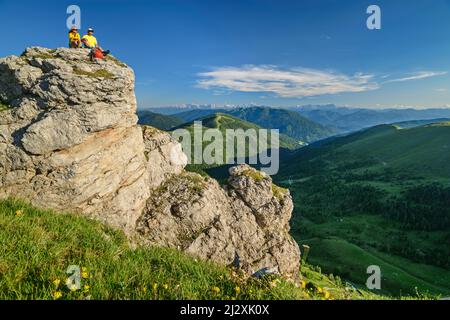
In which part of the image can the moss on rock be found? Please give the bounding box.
[272,183,288,201]
[73,67,113,79]
[241,168,265,182]
[0,100,11,112]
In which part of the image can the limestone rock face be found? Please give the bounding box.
[136,165,300,278]
[0,47,145,231]
[1,47,300,279]
[142,126,187,189]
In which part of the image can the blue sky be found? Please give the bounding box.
[1,0,450,109]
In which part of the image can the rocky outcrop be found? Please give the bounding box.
[136,165,300,278]
[0,47,300,279]
[0,47,147,232]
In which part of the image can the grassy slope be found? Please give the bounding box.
[302,237,450,296]
[226,106,337,143]
[276,123,450,296]
[174,113,301,175]
[0,198,392,300]
[335,124,450,176]
[175,113,301,150]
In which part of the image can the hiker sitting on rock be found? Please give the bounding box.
[81,27,110,60]
[68,27,81,48]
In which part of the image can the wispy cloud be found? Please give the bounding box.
[196,65,378,98]
[385,71,447,83]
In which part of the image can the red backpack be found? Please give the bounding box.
[93,48,104,60]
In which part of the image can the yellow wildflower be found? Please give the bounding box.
[142,286,147,293]
[235,286,241,294]
[152,283,158,291]
[212,286,220,294]
[80,267,89,278]
[52,291,63,299]
[317,287,323,293]
[163,284,169,290]
[53,279,61,287]
[15,210,23,216]
[300,280,306,289]
[323,290,331,299]
[83,284,90,292]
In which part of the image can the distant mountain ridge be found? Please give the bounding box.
[164,106,337,144]
[144,104,450,135]
[290,105,450,133]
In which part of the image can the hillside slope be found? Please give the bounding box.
[0,198,389,300]
[173,113,301,175]
[282,123,450,177]
[137,110,184,130]
[226,107,337,143]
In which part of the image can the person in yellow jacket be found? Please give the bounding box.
[81,27,98,49]
[68,27,81,48]
[81,27,110,60]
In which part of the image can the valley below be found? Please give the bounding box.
[146,107,450,297]
[275,123,450,296]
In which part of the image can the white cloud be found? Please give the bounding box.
[385,71,447,83]
[196,65,378,98]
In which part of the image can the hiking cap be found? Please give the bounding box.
[87,28,94,32]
